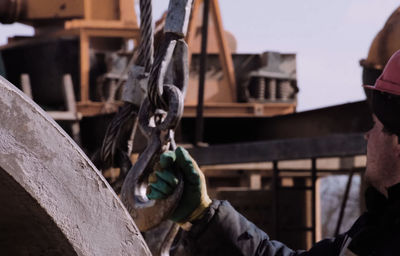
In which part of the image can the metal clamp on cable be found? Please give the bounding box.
[164,0,194,37]
[148,35,189,111]
[122,64,148,106]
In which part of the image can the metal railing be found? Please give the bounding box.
[189,133,367,245]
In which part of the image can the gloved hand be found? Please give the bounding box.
[147,146,212,223]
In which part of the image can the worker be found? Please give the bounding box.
[147,50,400,255]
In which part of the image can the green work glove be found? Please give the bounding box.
[147,147,212,223]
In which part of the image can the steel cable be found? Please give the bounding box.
[100,0,154,165]
[148,33,181,110]
[137,0,154,72]
[100,103,137,166]
[147,39,167,110]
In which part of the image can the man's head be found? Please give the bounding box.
[364,114,400,196]
[364,49,400,196]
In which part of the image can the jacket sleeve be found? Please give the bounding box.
[181,200,345,256]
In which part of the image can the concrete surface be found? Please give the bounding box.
[0,76,151,255]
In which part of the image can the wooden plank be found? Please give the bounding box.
[65,19,139,30]
[77,101,123,117]
[90,0,118,20]
[79,31,90,102]
[62,74,81,144]
[84,0,92,19]
[185,0,201,65]
[84,28,140,38]
[75,100,295,117]
[47,111,82,121]
[210,0,237,101]
[62,74,77,112]
[250,173,262,189]
[183,102,296,117]
[26,0,83,19]
[119,0,138,25]
[20,74,33,99]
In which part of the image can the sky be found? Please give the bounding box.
[0,0,399,111]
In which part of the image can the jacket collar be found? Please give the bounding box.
[387,182,400,203]
[347,183,400,254]
[365,186,387,214]
[365,183,400,214]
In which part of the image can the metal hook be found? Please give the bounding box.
[121,84,184,231]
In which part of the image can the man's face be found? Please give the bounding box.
[365,115,400,196]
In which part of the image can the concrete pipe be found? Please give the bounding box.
[0,76,150,255]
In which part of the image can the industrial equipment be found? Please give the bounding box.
[0,0,303,252]
[360,6,400,91]
[0,0,298,133]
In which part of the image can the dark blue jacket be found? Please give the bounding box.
[181,185,400,256]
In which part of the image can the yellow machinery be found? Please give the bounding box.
[0,0,298,119]
[361,6,400,70]
[361,6,400,91]
[1,0,140,115]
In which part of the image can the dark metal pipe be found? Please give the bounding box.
[334,170,354,236]
[311,158,317,245]
[194,0,210,145]
[272,160,279,239]
[0,0,25,24]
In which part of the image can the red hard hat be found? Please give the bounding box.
[364,49,400,96]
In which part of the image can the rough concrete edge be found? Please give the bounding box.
[0,76,151,255]
[0,77,121,214]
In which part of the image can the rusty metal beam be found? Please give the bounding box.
[210,0,236,100]
[195,0,210,144]
[180,100,372,144]
[188,133,367,166]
